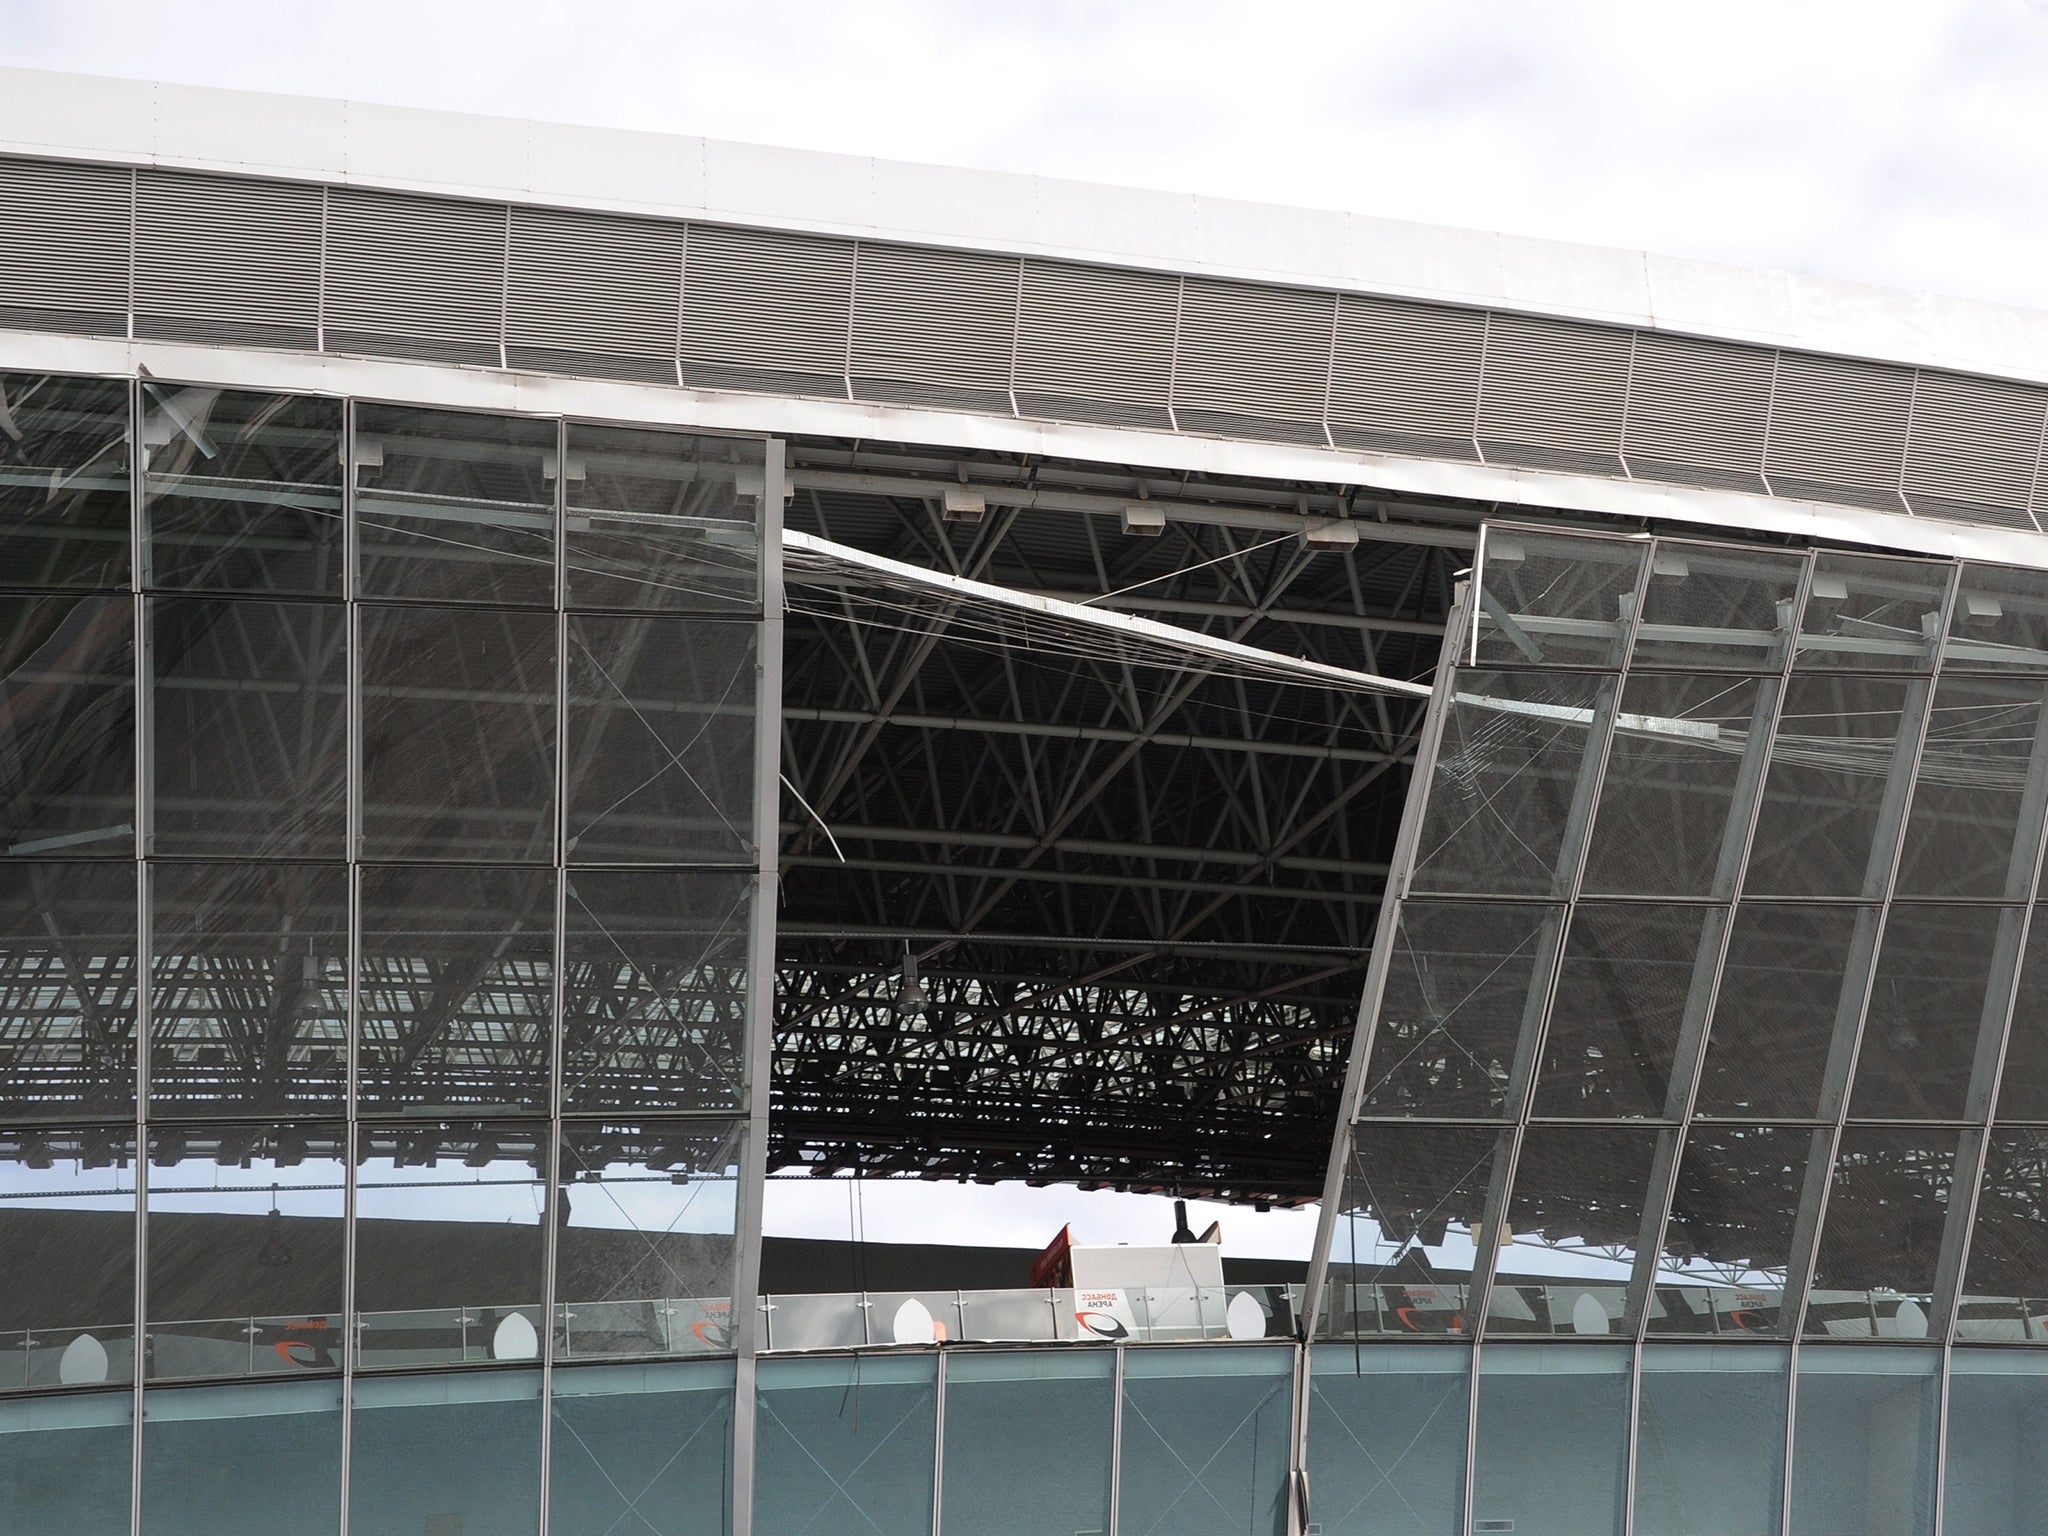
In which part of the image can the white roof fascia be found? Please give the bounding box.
[2,67,2048,392]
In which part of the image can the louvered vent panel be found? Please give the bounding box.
[1172,278,1334,445]
[1622,331,1773,492]
[1013,260,1177,430]
[505,205,683,384]
[1899,371,2044,531]
[1327,295,1483,459]
[324,188,506,367]
[133,170,321,350]
[1476,313,1630,474]
[679,223,852,397]
[849,242,1017,413]
[1764,352,1912,511]
[0,158,131,336]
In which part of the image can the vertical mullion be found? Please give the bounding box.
[127,372,147,1536]
[537,413,569,1536]
[338,393,360,1536]
[1107,1343,1125,1536]
[1461,1339,1483,1536]
[930,1348,947,1536]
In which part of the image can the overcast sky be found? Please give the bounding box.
[6,0,2048,313]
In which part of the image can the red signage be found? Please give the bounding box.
[1030,1223,1074,1288]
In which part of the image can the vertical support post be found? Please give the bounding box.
[127,373,148,1536]
[338,392,361,1536]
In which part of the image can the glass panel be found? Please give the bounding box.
[1628,540,1805,671]
[149,863,348,1117]
[1357,900,1562,1118]
[352,1122,547,1370]
[0,1392,132,1534]
[0,1126,135,1390]
[1119,1347,1292,1536]
[1696,902,1866,1119]
[1744,673,1919,899]
[753,1354,937,1536]
[1533,901,1715,1119]
[1650,1124,1821,1338]
[1957,1130,2048,1343]
[1580,672,1777,899]
[564,423,761,613]
[1307,1344,1468,1536]
[1945,562,2048,675]
[1471,1343,1629,1536]
[0,861,137,1121]
[354,404,556,607]
[139,1379,342,1536]
[149,598,347,858]
[140,386,344,596]
[1634,1344,1789,1536]
[1473,528,1644,668]
[1942,1351,2048,1536]
[555,1121,742,1361]
[939,1351,1114,1536]
[1994,911,2048,1122]
[550,1360,736,1536]
[1787,1346,1938,1536]
[564,614,756,866]
[1895,675,2048,901]
[1487,1126,1659,1336]
[1850,904,2011,1121]
[1325,1123,1503,1338]
[1794,553,1950,672]
[349,1369,542,1533]
[1805,1128,1960,1339]
[145,1124,345,1382]
[0,592,135,858]
[357,603,557,864]
[561,869,752,1114]
[1409,669,1613,897]
[0,371,131,590]
[356,864,554,1117]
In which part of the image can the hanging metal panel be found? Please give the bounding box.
[133,170,322,351]
[678,223,853,399]
[504,204,684,384]
[0,158,132,337]
[323,187,507,367]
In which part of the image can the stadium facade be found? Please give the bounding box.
[0,66,2046,1536]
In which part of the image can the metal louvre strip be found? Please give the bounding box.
[849,241,1017,409]
[1901,370,2046,524]
[1014,259,1178,427]
[323,186,507,366]
[0,157,131,333]
[133,169,322,349]
[1621,331,1773,490]
[1327,294,1485,457]
[1765,351,1914,506]
[1476,312,1631,471]
[505,204,684,375]
[1171,276,1334,441]
[679,223,852,394]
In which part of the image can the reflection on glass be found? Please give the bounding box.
[1994,913,2048,1122]
[1849,904,2011,1121]
[1628,541,1805,671]
[1409,669,1613,897]
[562,870,752,1114]
[1326,1124,1502,1337]
[0,1392,132,1535]
[0,861,137,1121]
[1805,1128,1959,1339]
[940,1351,1114,1536]
[149,598,347,858]
[0,372,131,591]
[149,863,347,1117]
[144,1124,344,1382]
[565,424,762,613]
[1119,1347,1292,1536]
[0,592,135,857]
[556,1121,742,1360]
[350,1370,542,1533]
[1957,1130,2048,1343]
[352,1122,547,1370]
[1358,900,1562,1118]
[1580,672,1777,898]
[1794,553,1951,672]
[564,614,756,865]
[140,386,343,595]
[1471,1344,1629,1536]
[1308,1344,1468,1536]
[1945,562,2048,675]
[1651,1124,1819,1338]
[754,1354,937,1536]
[1633,1345,1789,1536]
[0,1126,135,1390]
[1744,673,1920,899]
[356,864,554,1117]
[550,1361,736,1536]
[1788,1347,1938,1536]
[1488,1126,1658,1336]
[357,603,557,864]
[1473,529,1644,668]
[139,1379,341,1536]
[355,404,556,607]
[1534,901,1715,1119]
[1696,903,1865,1119]
[1894,675,2048,899]
[1942,1351,2048,1536]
